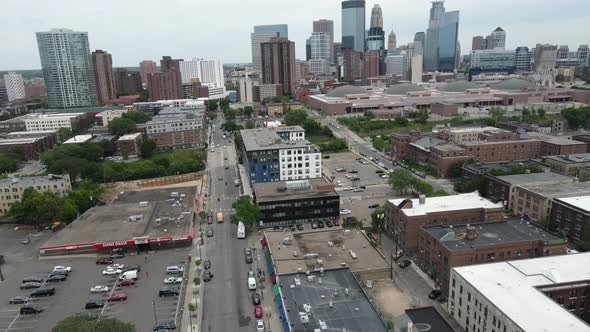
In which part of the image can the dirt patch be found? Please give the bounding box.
[101,173,204,202]
[365,279,412,321]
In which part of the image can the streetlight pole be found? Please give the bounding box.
[152,300,158,326]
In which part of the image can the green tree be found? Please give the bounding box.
[302,119,322,135]
[413,180,434,196]
[230,195,261,227]
[219,98,230,109]
[244,106,254,118]
[52,316,135,332]
[59,197,79,223]
[108,117,137,136]
[136,90,148,102]
[208,111,217,121]
[319,138,347,152]
[370,206,385,232]
[123,111,150,124]
[394,116,409,126]
[342,216,363,229]
[98,140,116,158]
[57,128,74,141]
[224,107,237,120]
[0,152,23,173]
[139,138,157,159]
[448,159,473,178]
[208,100,218,111]
[221,121,242,132]
[388,169,415,195]
[245,120,255,129]
[198,211,207,223]
[562,107,590,130]
[9,188,60,226]
[284,109,308,126]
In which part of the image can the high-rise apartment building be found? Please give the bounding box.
[91,50,116,104]
[557,45,570,59]
[308,32,331,75]
[36,28,97,108]
[261,37,296,96]
[237,78,254,103]
[472,35,486,50]
[139,60,157,86]
[342,49,362,82]
[114,69,142,96]
[3,72,25,101]
[515,47,532,71]
[411,54,423,84]
[388,31,397,52]
[341,0,365,52]
[364,50,380,79]
[313,19,334,64]
[251,25,288,73]
[424,1,459,72]
[179,59,224,87]
[470,49,515,69]
[146,56,183,101]
[577,45,589,62]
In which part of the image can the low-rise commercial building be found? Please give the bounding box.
[384,192,504,253]
[0,131,58,159]
[461,160,549,179]
[551,195,590,243]
[95,109,128,127]
[512,182,590,222]
[265,102,304,117]
[253,179,339,227]
[145,104,207,150]
[0,174,71,215]
[116,133,142,156]
[240,126,321,183]
[417,219,567,295]
[449,253,590,332]
[543,153,590,179]
[21,113,88,132]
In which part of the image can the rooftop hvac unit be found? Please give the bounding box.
[294,277,301,286]
[303,304,312,313]
[299,314,310,324]
[349,250,358,259]
[303,253,319,259]
[139,201,148,207]
[319,320,327,329]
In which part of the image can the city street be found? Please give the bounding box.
[200,114,256,332]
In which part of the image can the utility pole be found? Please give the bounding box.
[152,300,158,326]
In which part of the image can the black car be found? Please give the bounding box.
[359,185,367,189]
[375,170,384,174]
[159,287,180,297]
[20,282,42,290]
[428,290,442,300]
[398,260,412,269]
[203,259,211,270]
[252,292,261,305]
[122,265,141,272]
[289,225,296,232]
[273,225,280,230]
[322,155,331,159]
[153,321,176,331]
[207,211,213,218]
[20,305,43,315]
[318,221,325,228]
[46,274,67,282]
[9,296,31,305]
[22,276,43,283]
[245,253,253,264]
[31,287,55,297]
[326,221,333,227]
[437,296,448,303]
[296,224,304,231]
[85,300,105,309]
[368,204,379,209]
[203,271,213,282]
[349,170,358,174]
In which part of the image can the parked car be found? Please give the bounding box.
[311,222,318,229]
[20,305,43,315]
[252,292,261,305]
[340,209,351,215]
[254,305,263,318]
[335,168,346,172]
[107,293,128,302]
[90,285,109,293]
[159,288,180,297]
[85,300,105,309]
[353,187,364,192]
[349,170,358,174]
[102,268,122,275]
[428,290,442,300]
[203,259,211,270]
[163,277,183,285]
[257,320,265,332]
[333,219,340,226]
[343,187,353,191]
[122,265,141,272]
[207,228,214,237]
[153,321,176,331]
[22,276,43,283]
[46,274,67,282]
[437,296,448,303]
[30,287,55,297]
[245,252,253,264]
[326,221,333,227]
[118,279,135,287]
[296,224,304,231]
[368,204,379,209]
[398,260,412,269]
[110,252,125,259]
[52,266,72,274]
[207,211,213,218]
[203,271,214,282]
[318,221,325,228]
[20,282,42,290]
[375,170,384,174]
[108,263,125,270]
[9,296,31,305]
[207,217,213,224]
[96,258,113,265]
[166,266,184,275]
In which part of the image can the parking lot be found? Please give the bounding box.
[0,248,191,331]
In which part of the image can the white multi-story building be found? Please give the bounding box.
[95,109,128,127]
[385,53,408,79]
[3,72,25,101]
[449,253,590,332]
[238,78,254,103]
[22,113,85,132]
[179,59,225,88]
[411,54,423,84]
[308,59,330,75]
[0,174,71,215]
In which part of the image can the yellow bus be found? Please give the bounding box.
[217,212,223,223]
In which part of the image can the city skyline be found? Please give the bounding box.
[1,0,589,70]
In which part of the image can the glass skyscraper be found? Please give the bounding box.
[341,0,365,52]
[424,1,459,72]
[36,28,97,108]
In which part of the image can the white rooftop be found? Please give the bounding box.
[118,133,142,141]
[454,253,590,332]
[555,195,590,212]
[63,135,93,144]
[388,192,503,217]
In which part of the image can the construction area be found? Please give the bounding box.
[39,185,198,256]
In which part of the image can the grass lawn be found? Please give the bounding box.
[307,134,335,145]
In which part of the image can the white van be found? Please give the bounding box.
[166,265,184,275]
[119,270,138,280]
[248,277,257,290]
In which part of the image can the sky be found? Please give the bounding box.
[1,0,589,70]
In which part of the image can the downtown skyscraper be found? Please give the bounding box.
[261,37,296,96]
[424,1,460,72]
[313,19,335,65]
[341,0,365,53]
[366,4,385,75]
[251,25,288,73]
[36,28,97,108]
[92,50,116,104]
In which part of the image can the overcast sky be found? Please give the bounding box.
[1,0,589,70]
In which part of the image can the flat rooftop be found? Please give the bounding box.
[253,179,338,203]
[402,307,457,332]
[279,268,388,332]
[454,253,590,332]
[527,132,587,146]
[463,160,549,175]
[265,229,388,275]
[519,182,590,198]
[0,174,69,187]
[554,195,590,213]
[118,133,142,141]
[63,135,93,144]
[42,186,196,248]
[423,219,565,251]
[492,171,575,186]
[388,192,503,217]
[240,126,314,152]
[544,153,590,164]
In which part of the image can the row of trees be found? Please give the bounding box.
[562,106,590,130]
[52,315,135,331]
[388,169,447,197]
[0,152,24,173]
[107,112,151,136]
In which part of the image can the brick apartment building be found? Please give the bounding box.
[145,105,207,150]
[551,195,590,243]
[0,174,71,215]
[0,131,58,159]
[384,192,504,254]
[416,219,567,295]
[115,133,142,156]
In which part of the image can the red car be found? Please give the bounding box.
[333,219,340,226]
[207,217,213,225]
[107,293,127,302]
[96,258,113,265]
[254,305,263,319]
[118,279,135,287]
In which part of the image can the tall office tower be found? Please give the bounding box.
[577,45,589,62]
[342,49,362,81]
[92,50,116,104]
[199,60,225,87]
[36,28,97,108]
[341,0,365,52]
[308,32,331,75]
[388,31,397,52]
[366,4,385,75]
[424,1,459,72]
[472,36,486,50]
[334,42,343,66]
[514,47,532,72]
[486,27,506,50]
[533,44,558,70]
[3,72,25,101]
[313,19,335,64]
[251,25,288,73]
[557,45,570,59]
[364,50,380,79]
[139,60,157,86]
[260,37,296,96]
[306,38,312,61]
[413,32,426,55]
[385,52,408,80]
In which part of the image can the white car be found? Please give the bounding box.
[108,263,124,270]
[53,266,72,274]
[340,209,351,215]
[353,188,364,192]
[163,277,183,284]
[217,144,220,147]
[90,285,109,293]
[102,268,122,275]
[256,320,265,331]
[381,174,390,179]
[343,187,353,191]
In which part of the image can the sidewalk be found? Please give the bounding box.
[252,230,283,332]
